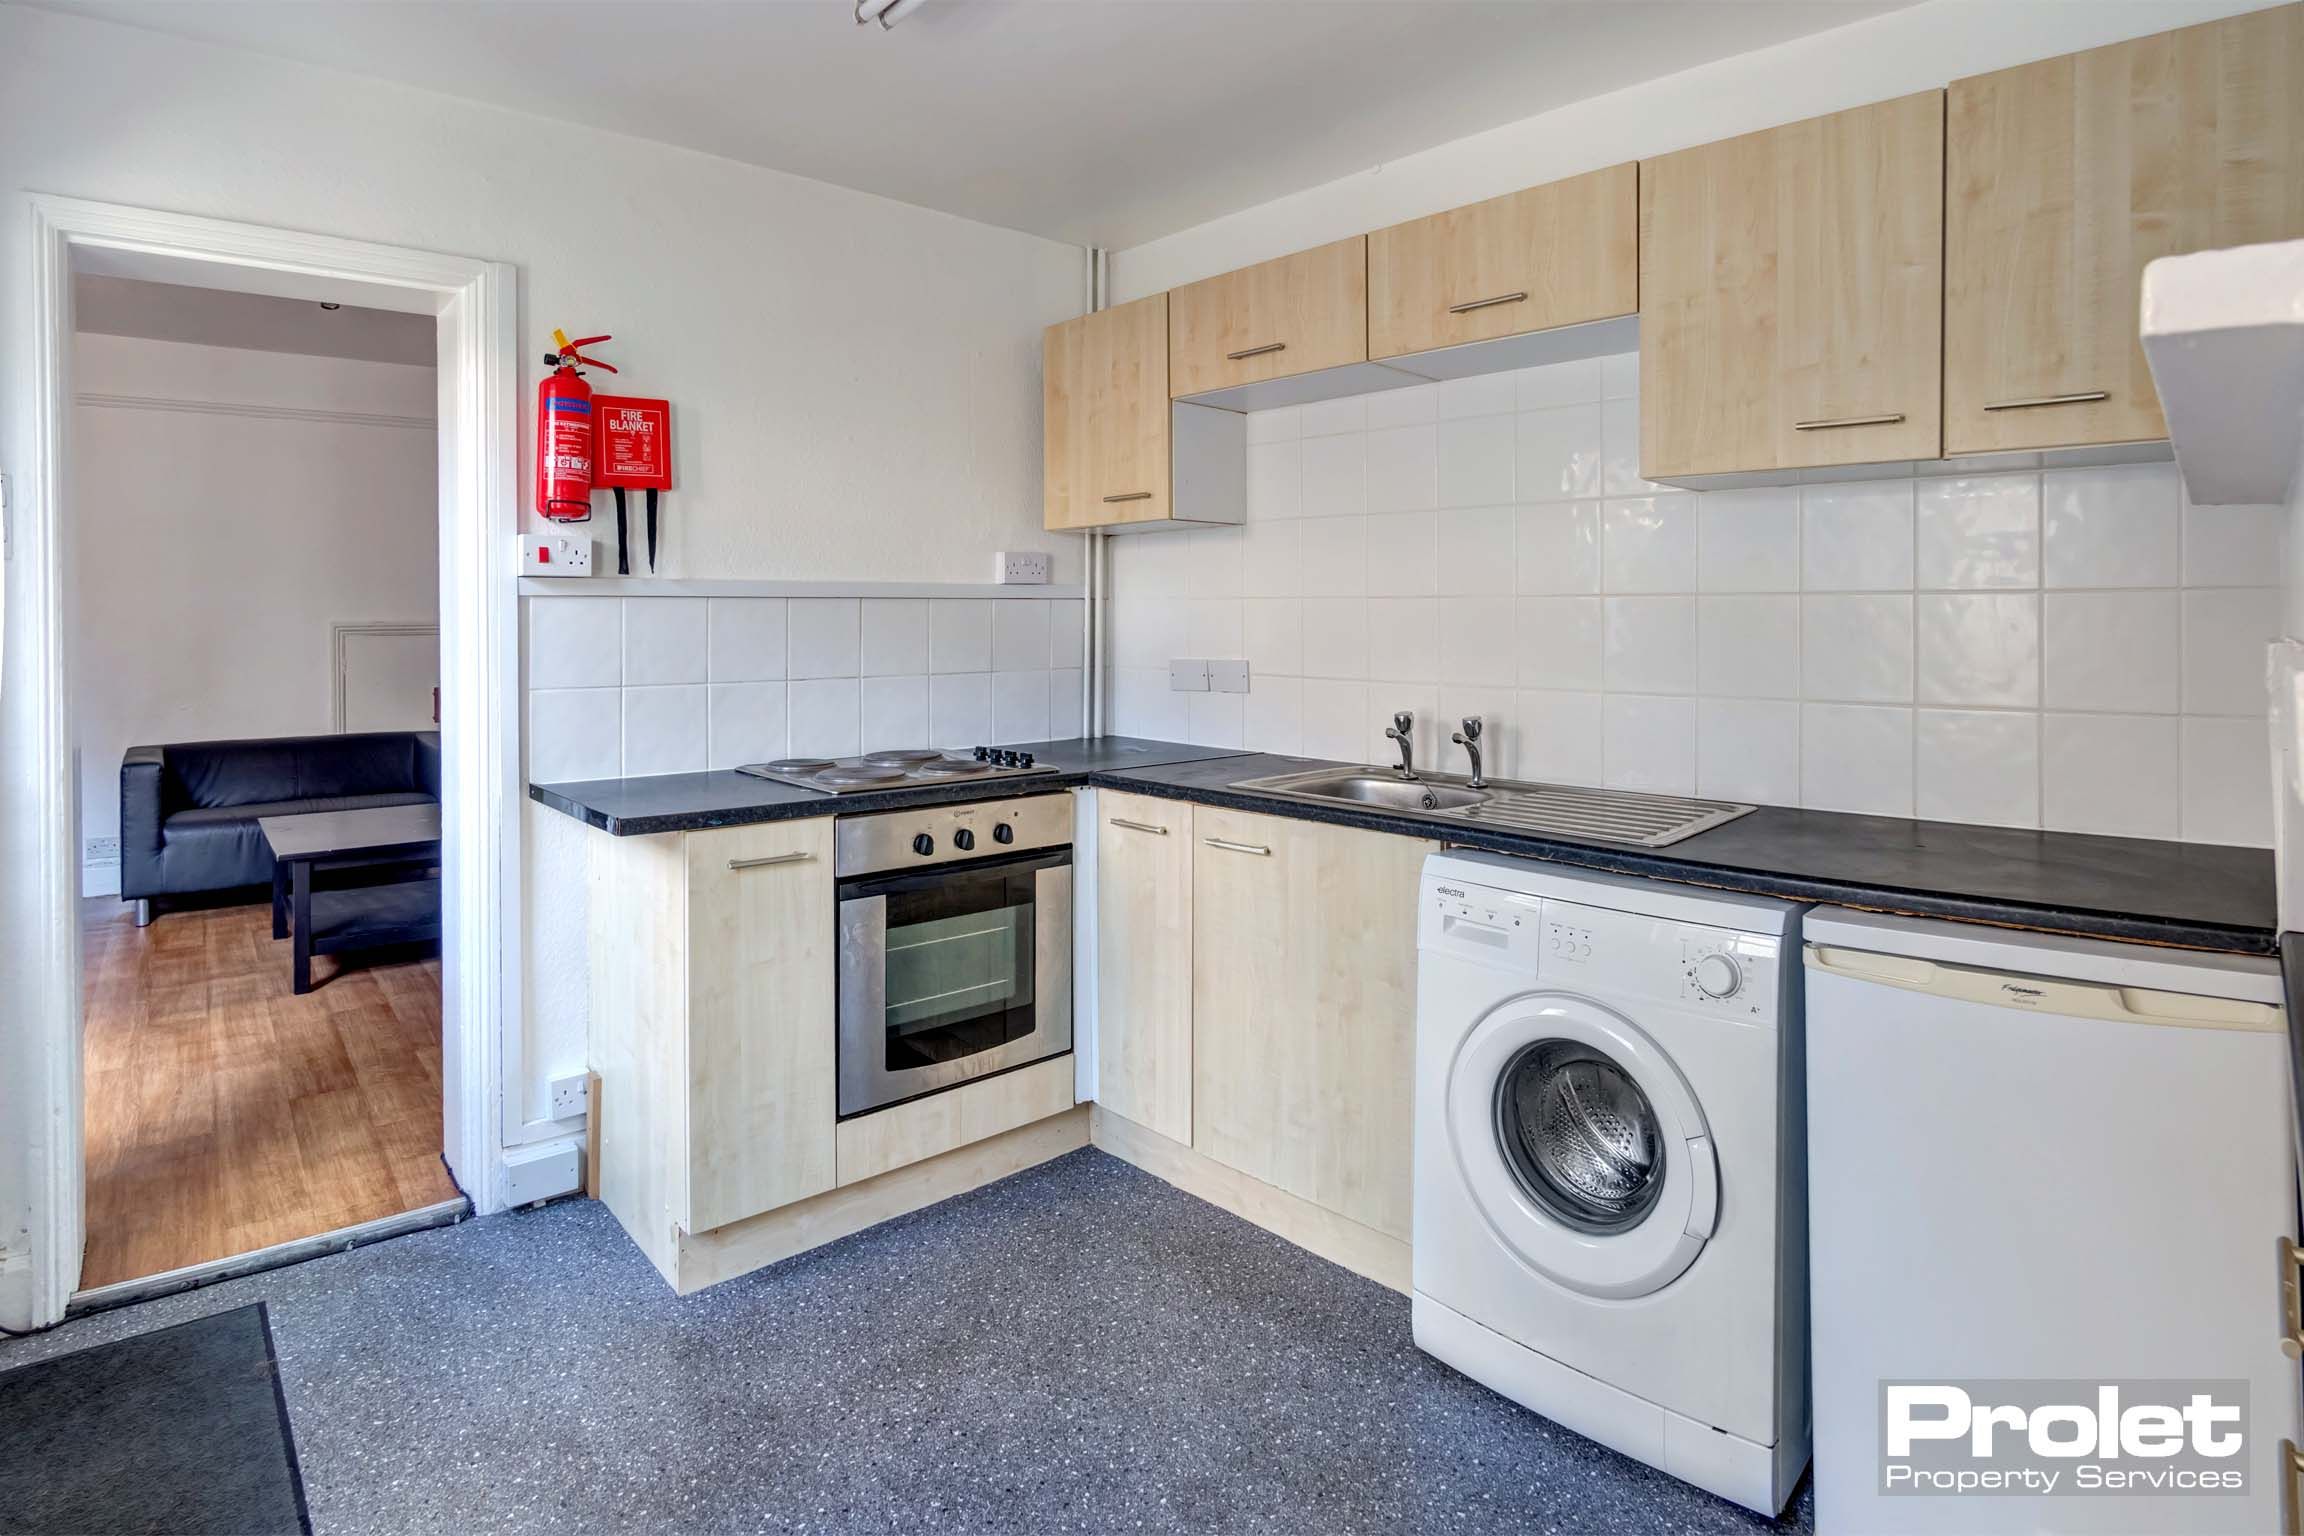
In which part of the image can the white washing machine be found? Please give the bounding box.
[1412,851,1809,1515]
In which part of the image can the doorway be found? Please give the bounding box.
[16,195,519,1327]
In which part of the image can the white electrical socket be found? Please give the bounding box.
[520,533,594,576]
[549,1073,590,1119]
[995,550,1052,584]
[1169,659,1210,693]
[84,835,121,864]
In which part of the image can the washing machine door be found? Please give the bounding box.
[1447,992,1718,1300]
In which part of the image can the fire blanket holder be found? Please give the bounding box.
[593,394,674,575]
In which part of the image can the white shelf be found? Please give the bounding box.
[520,576,1085,600]
[2140,239,2304,507]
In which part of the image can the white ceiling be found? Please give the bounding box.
[40,0,1913,248]
[72,273,437,365]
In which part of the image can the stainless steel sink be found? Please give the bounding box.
[1230,765,1756,848]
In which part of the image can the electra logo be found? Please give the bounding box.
[1881,1380,2249,1497]
[1436,886,1467,898]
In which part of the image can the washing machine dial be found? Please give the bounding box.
[1693,952,1742,999]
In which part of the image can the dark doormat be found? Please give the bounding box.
[0,1302,311,1535]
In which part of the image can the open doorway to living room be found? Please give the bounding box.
[71,269,462,1295]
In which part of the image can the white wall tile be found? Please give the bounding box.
[860,674,929,753]
[1600,351,1639,400]
[1698,596,1799,699]
[1299,515,1369,596]
[1438,371,1517,420]
[622,596,707,686]
[2182,587,2279,716]
[527,687,620,783]
[1518,357,1603,411]
[858,598,926,677]
[1598,397,1654,497]
[1113,598,1186,671]
[1367,597,1439,682]
[1438,416,1516,508]
[622,684,707,777]
[1438,595,1517,689]
[928,598,994,673]
[1516,502,1601,594]
[2184,503,2284,588]
[787,597,861,679]
[1510,689,1598,784]
[2041,591,2179,713]
[1803,595,1912,703]
[1697,698,1799,804]
[927,672,992,748]
[1915,710,2037,828]
[1242,677,1303,755]
[1299,679,1370,761]
[1049,601,1086,670]
[1697,489,1799,593]
[1438,506,1516,596]
[1240,520,1303,597]
[1242,598,1304,677]
[1802,482,1914,591]
[1245,405,1300,444]
[1366,424,1439,514]
[1602,495,1697,593]
[529,595,622,689]
[1187,691,1245,749]
[1916,594,2038,708]
[703,597,788,685]
[707,681,787,769]
[1246,441,1302,521]
[1301,598,1370,679]
[2043,463,2181,588]
[992,670,1051,743]
[1048,671,1085,739]
[1801,704,1914,817]
[1604,596,1697,694]
[2183,716,2272,846]
[2042,713,2179,838]
[1604,694,1696,794]
[789,677,862,758]
[1187,528,1244,599]
[1300,394,1367,438]
[1365,511,1439,596]
[1517,404,1603,502]
[1187,597,1243,658]
[1916,475,2038,590]
[991,599,1052,671]
[1113,667,1187,740]
[1300,433,1368,517]
[1367,382,1439,429]
[1517,596,1603,691]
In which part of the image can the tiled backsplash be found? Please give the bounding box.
[528,595,1085,782]
[1105,352,2284,846]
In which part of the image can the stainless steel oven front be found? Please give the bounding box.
[834,794,1073,1118]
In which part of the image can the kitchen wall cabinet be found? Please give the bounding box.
[1044,293,1173,531]
[1639,92,1945,481]
[1367,164,1638,361]
[1168,237,1369,398]
[1945,4,2304,455]
[1189,805,1434,1243]
[1095,790,1194,1145]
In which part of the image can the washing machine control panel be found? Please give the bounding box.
[1676,931,1777,1019]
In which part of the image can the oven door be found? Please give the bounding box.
[836,849,1072,1118]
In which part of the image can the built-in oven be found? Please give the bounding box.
[834,794,1073,1118]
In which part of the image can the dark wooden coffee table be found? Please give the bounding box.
[259,803,442,994]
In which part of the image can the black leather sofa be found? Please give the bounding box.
[119,731,440,923]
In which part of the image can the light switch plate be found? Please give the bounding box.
[521,533,594,576]
[1169,659,1210,693]
[995,550,1052,584]
[1208,659,1250,694]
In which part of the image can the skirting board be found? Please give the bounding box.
[670,1106,1089,1295]
[1089,1105,1409,1295]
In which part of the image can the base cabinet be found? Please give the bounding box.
[1095,791,1195,1145]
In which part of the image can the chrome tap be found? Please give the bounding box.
[1452,715,1487,789]
[1384,711,1418,779]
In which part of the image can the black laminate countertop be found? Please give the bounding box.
[531,737,2277,954]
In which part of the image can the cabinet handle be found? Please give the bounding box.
[1983,390,2109,412]
[1446,291,1529,315]
[728,851,813,871]
[1203,837,1271,857]
[1101,491,1153,504]
[1110,818,1168,835]
[1792,412,1906,431]
[1225,342,1287,361]
[2281,1237,2304,1358]
[2284,1439,2304,1536]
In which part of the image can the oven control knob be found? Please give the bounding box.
[974,746,989,760]
[1019,753,1035,768]
[1693,952,1742,999]
[993,823,1014,845]
[911,833,935,857]
[952,828,975,851]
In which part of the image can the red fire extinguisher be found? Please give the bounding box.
[535,330,617,521]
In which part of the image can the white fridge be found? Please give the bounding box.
[1803,907,2298,1535]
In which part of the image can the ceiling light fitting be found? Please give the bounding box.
[856,0,927,28]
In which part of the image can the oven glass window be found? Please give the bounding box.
[878,865,1040,1073]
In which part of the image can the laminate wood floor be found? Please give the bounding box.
[79,896,460,1291]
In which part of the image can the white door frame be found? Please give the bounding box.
[20,194,521,1325]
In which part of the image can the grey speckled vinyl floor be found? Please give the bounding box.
[2,1148,1813,1536]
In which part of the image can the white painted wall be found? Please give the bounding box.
[71,334,439,897]
[1112,0,2277,300]
[0,3,1086,1324]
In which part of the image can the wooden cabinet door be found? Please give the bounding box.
[1191,807,1433,1242]
[1946,5,2304,454]
[1044,293,1171,531]
[1095,790,1194,1144]
[1168,237,1368,397]
[1641,92,1944,478]
[684,818,837,1231]
[1368,164,1638,359]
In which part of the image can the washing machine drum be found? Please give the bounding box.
[1449,995,1719,1299]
